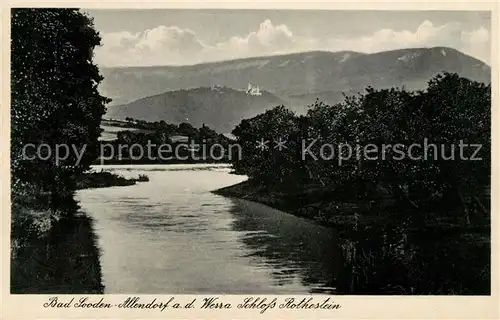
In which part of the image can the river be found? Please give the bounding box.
[76,164,341,294]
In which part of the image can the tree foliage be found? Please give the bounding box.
[11,8,110,209]
[230,73,490,221]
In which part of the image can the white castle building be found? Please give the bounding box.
[246,83,262,96]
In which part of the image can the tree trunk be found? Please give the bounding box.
[458,189,471,227]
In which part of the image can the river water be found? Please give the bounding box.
[76,164,341,294]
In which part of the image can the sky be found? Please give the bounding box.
[84,10,491,67]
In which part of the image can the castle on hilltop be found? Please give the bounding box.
[246,83,262,96]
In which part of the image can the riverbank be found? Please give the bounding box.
[11,170,151,293]
[213,180,388,229]
[75,171,149,189]
[213,179,490,294]
[213,180,490,230]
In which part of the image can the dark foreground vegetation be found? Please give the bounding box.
[217,73,491,294]
[10,9,110,293]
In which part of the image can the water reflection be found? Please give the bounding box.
[76,165,489,295]
[227,198,340,293]
[11,215,104,294]
[77,165,344,294]
[227,198,490,295]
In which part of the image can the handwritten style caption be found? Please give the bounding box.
[44,296,341,314]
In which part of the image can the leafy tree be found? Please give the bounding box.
[231,73,490,225]
[11,9,110,211]
[232,106,301,185]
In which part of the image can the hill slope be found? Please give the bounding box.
[106,86,285,133]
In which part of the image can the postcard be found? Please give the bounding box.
[1,1,499,319]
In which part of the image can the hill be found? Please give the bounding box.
[105,86,285,133]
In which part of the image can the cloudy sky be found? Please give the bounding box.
[84,10,491,67]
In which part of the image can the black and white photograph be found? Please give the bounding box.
[8,6,493,300]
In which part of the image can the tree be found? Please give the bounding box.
[417,73,490,225]
[231,106,301,185]
[11,9,110,211]
[231,73,490,225]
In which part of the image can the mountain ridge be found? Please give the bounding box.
[101,47,489,70]
[100,46,490,107]
[101,50,364,70]
[103,46,491,133]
